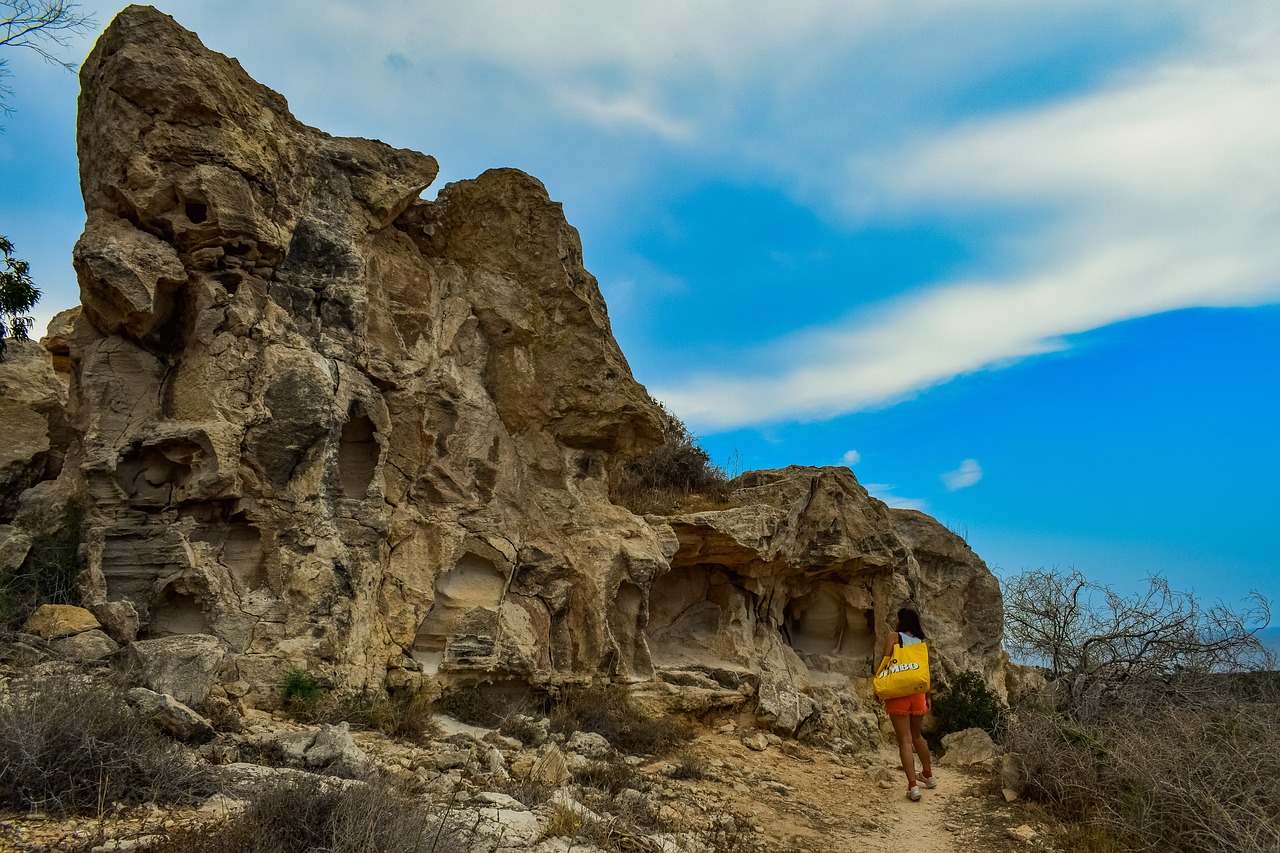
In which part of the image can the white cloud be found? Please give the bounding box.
[863,483,928,512]
[656,6,1280,429]
[558,90,693,140]
[842,449,861,467]
[941,459,983,491]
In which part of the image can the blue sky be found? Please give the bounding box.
[1,2,1277,629]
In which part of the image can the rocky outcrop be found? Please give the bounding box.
[0,5,1005,729]
[642,467,1003,727]
[0,338,69,522]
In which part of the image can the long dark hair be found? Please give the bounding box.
[896,607,926,640]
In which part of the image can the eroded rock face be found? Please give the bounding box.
[67,5,664,705]
[0,6,1006,725]
[644,467,1004,727]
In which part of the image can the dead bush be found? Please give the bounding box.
[1007,677,1280,852]
[339,690,440,743]
[613,404,733,515]
[550,685,695,756]
[0,676,214,815]
[667,754,710,781]
[573,759,640,796]
[0,503,84,630]
[153,774,467,853]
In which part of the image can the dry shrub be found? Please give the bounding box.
[540,801,657,852]
[573,760,640,796]
[550,685,695,756]
[0,503,84,630]
[667,754,710,781]
[0,676,214,815]
[340,690,440,743]
[153,775,466,853]
[279,671,439,743]
[1007,677,1280,853]
[613,405,734,515]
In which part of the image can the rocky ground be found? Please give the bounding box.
[0,658,1061,853]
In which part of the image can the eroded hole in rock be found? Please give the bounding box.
[645,565,754,666]
[146,585,212,637]
[189,513,266,589]
[338,412,378,498]
[784,585,875,658]
[413,553,506,674]
[184,201,208,223]
[114,440,199,508]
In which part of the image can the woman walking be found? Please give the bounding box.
[880,607,936,801]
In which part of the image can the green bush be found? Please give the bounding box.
[931,670,1007,740]
[0,677,214,815]
[281,668,323,714]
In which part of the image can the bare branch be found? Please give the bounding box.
[1004,567,1274,712]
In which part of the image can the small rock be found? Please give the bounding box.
[433,745,472,771]
[23,604,100,639]
[938,728,998,767]
[566,730,612,759]
[476,791,526,810]
[529,743,569,786]
[741,733,769,751]
[1002,786,1020,802]
[1007,824,1038,843]
[49,629,119,661]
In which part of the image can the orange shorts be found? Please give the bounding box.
[884,692,927,716]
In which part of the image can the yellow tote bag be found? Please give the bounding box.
[874,640,931,700]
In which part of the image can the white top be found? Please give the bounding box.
[898,632,922,646]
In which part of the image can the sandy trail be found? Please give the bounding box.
[670,728,1037,853]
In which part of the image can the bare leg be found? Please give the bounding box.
[910,714,933,780]
[890,713,918,787]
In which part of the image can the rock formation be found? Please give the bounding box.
[0,5,1005,732]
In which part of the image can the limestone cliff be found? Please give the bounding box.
[1,5,1005,731]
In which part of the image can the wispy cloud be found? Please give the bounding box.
[941,459,983,491]
[558,90,692,140]
[655,7,1280,429]
[864,483,928,512]
[842,449,861,467]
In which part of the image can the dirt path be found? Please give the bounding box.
[667,729,1048,853]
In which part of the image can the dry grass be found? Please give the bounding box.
[1006,677,1280,853]
[549,685,695,756]
[0,676,214,816]
[152,775,467,853]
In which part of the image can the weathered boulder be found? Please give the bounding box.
[647,467,1005,726]
[67,5,666,703]
[23,604,100,639]
[0,339,69,522]
[127,686,217,744]
[50,628,119,661]
[938,727,999,767]
[117,634,229,707]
